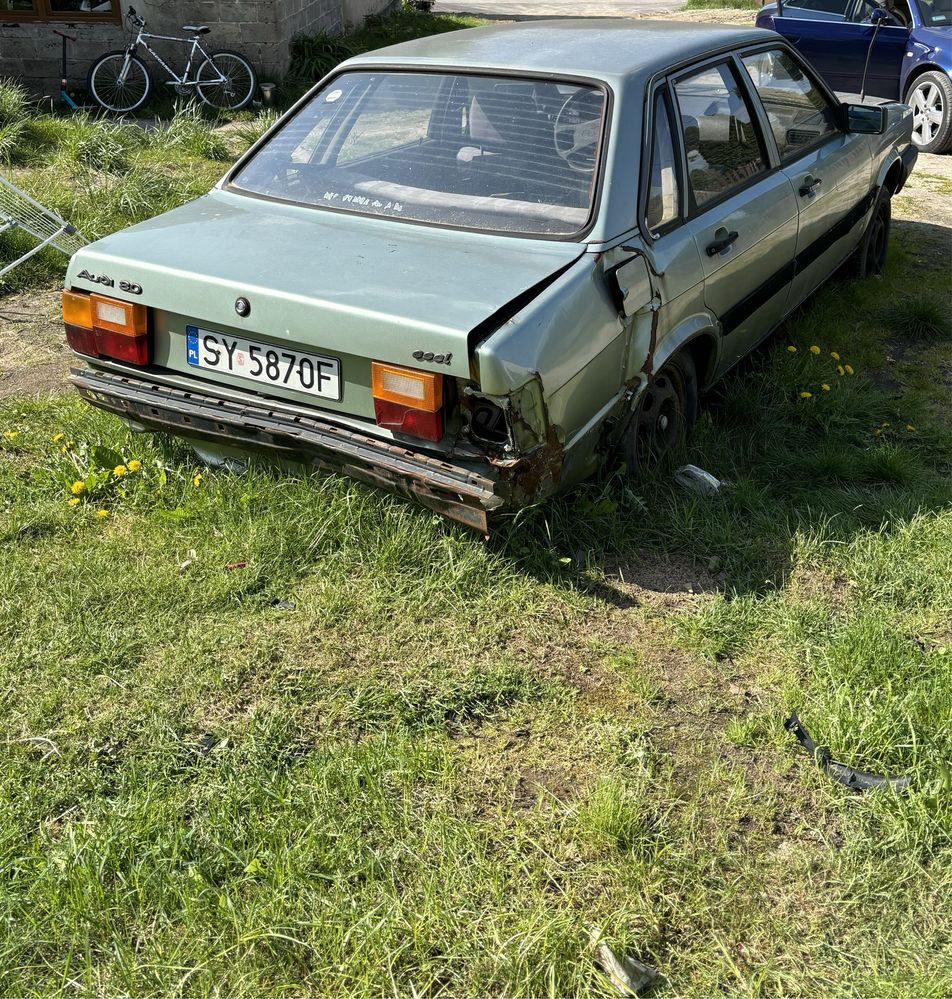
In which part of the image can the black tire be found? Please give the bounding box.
[844,186,891,280]
[87,51,151,113]
[196,50,257,110]
[905,70,952,155]
[622,351,698,478]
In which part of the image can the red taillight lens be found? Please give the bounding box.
[62,289,150,366]
[373,398,444,442]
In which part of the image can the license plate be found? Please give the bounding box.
[185,326,341,401]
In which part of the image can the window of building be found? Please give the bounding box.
[2,1,119,22]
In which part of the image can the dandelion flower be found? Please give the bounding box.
[906,424,916,432]
[787,345,797,353]
[874,429,882,436]
[113,464,127,478]
[96,509,109,519]
[53,433,65,443]
[192,473,203,488]
[70,480,86,495]
[127,459,141,473]
[830,351,840,361]
[821,384,831,391]
[809,345,821,355]
[3,430,18,440]
[800,391,813,399]
[837,365,845,376]
[881,422,891,428]
[67,497,80,507]
[845,364,854,375]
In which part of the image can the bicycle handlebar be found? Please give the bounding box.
[126,6,145,27]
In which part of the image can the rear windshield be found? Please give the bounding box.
[230,71,607,237]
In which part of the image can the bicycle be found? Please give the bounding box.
[87,6,257,114]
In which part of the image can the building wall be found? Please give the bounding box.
[0,0,381,99]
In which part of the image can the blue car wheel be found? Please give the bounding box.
[906,71,952,154]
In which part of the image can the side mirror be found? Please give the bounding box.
[870,7,890,23]
[843,102,887,134]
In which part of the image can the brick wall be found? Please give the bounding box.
[0,0,383,99]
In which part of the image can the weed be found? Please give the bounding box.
[881,293,952,342]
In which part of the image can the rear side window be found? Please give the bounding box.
[674,61,768,210]
[231,71,607,238]
[645,90,681,234]
[742,50,838,161]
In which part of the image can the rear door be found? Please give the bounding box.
[673,58,799,370]
[739,46,873,310]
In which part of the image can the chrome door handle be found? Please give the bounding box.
[799,175,823,196]
[706,229,739,256]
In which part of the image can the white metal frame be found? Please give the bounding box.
[0,176,86,280]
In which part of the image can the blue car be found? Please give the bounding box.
[757,0,952,152]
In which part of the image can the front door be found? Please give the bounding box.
[673,59,800,371]
[740,47,873,309]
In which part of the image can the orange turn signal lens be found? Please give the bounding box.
[62,289,93,329]
[90,293,147,337]
[371,362,442,413]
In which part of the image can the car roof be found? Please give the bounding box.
[344,19,776,84]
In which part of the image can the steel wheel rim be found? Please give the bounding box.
[911,82,943,147]
[635,369,685,467]
[92,57,147,111]
[197,55,254,109]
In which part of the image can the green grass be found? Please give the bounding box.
[0,225,950,993]
[681,0,760,10]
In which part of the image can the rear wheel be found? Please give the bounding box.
[622,351,698,478]
[905,71,952,155]
[196,50,257,110]
[87,51,151,113]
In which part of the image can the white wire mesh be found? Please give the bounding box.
[0,175,87,264]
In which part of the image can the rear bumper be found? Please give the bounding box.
[71,367,505,532]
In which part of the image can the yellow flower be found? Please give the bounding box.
[3,430,18,440]
[881,422,890,428]
[192,473,203,488]
[821,384,831,392]
[127,459,141,473]
[113,464,127,478]
[96,509,109,519]
[67,497,80,507]
[906,424,916,432]
[837,365,845,376]
[800,391,813,399]
[70,480,86,495]
[874,429,882,436]
[53,433,65,443]
[844,364,854,375]
[786,345,797,353]
[830,351,840,361]
[809,345,821,355]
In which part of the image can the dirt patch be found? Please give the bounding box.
[599,552,725,608]
[0,283,70,399]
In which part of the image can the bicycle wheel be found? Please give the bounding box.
[196,50,257,111]
[87,51,152,113]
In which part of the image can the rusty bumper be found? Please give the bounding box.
[70,367,505,531]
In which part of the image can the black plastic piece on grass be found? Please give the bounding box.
[784,714,911,792]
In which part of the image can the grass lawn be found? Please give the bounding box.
[2,29,952,996]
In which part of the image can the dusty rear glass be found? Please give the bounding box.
[230,71,606,237]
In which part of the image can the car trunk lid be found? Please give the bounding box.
[66,189,586,408]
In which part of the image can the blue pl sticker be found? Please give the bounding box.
[186,326,200,366]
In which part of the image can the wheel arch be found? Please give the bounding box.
[652,315,720,391]
[902,62,949,100]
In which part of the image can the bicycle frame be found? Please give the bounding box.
[120,29,227,88]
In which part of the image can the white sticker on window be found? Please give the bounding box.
[325,89,343,103]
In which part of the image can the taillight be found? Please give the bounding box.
[371,362,443,442]
[62,289,149,366]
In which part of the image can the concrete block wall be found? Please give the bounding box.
[0,0,381,99]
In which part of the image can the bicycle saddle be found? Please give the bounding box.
[182,24,210,34]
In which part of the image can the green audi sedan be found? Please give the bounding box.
[64,20,916,530]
